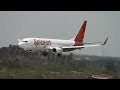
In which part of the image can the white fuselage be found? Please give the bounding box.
[17,21,107,55]
[18,38,75,52]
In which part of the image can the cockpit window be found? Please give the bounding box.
[22,41,28,42]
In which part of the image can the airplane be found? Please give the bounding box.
[18,20,108,56]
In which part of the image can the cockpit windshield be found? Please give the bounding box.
[22,41,28,42]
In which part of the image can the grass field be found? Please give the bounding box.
[0,64,117,79]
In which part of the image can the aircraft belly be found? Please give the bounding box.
[35,45,49,51]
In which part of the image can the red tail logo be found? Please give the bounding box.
[74,21,87,45]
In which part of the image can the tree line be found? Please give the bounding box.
[0,45,120,74]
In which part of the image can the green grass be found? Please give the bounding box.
[0,63,119,79]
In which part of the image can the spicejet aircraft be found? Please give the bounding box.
[18,21,108,56]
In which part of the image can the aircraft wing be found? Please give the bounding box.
[62,37,108,51]
[62,44,101,50]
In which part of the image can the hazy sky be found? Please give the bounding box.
[0,11,119,57]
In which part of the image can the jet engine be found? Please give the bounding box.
[52,47,63,53]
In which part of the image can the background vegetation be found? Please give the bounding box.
[0,45,120,79]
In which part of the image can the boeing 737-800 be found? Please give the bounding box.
[18,21,108,56]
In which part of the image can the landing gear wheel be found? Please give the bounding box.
[57,53,62,57]
[42,52,48,56]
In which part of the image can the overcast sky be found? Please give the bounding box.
[0,11,119,57]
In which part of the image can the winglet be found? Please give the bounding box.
[102,37,108,45]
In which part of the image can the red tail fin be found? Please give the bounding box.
[74,20,87,43]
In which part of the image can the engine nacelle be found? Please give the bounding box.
[52,47,63,53]
[28,50,32,52]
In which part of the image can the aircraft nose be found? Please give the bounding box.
[18,42,21,46]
